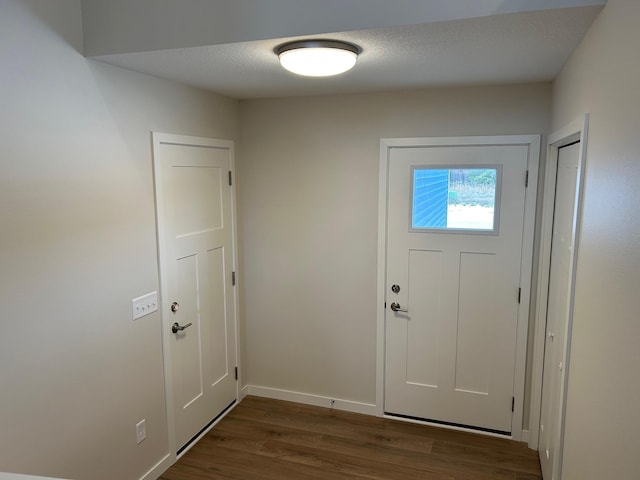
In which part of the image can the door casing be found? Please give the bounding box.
[377,135,541,441]
[152,132,241,463]
[529,115,589,466]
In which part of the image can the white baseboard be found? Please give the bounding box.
[246,385,377,416]
[521,429,534,447]
[139,453,171,480]
[240,384,249,400]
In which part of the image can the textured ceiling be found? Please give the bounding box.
[94,6,603,99]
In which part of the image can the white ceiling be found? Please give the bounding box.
[92,5,604,100]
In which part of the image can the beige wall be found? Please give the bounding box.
[12,0,638,477]
[238,85,551,407]
[0,1,238,479]
[551,0,640,478]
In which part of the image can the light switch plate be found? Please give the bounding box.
[132,291,158,321]
[136,419,146,444]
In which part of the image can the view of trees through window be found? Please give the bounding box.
[448,169,497,207]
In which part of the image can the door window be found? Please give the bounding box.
[411,166,502,233]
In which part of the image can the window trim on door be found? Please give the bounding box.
[377,135,541,442]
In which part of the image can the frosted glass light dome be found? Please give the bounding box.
[276,40,360,77]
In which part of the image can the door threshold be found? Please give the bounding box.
[177,399,237,457]
[384,412,511,438]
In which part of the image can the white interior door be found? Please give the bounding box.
[539,141,580,479]
[153,133,237,454]
[384,141,531,434]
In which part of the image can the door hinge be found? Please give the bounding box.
[525,170,529,188]
[384,301,387,309]
[228,171,233,186]
[517,287,521,304]
[235,366,238,381]
[512,396,515,412]
[232,271,236,286]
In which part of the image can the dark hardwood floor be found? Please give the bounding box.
[159,396,542,480]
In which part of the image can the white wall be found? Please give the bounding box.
[0,1,238,479]
[238,85,551,407]
[551,0,640,478]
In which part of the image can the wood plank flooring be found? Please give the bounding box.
[159,396,542,480]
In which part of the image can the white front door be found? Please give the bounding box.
[539,141,580,479]
[153,133,237,454]
[384,139,534,434]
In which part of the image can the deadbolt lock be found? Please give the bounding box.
[391,284,401,293]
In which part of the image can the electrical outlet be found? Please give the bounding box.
[136,419,146,444]
[132,291,158,321]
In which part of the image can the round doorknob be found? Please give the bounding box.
[170,301,179,313]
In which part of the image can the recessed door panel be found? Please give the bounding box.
[406,249,443,388]
[172,165,223,236]
[174,254,203,408]
[455,252,496,395]
[205,246,229,387]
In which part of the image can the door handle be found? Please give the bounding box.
[172,322,192,334]
[390,302,408,313]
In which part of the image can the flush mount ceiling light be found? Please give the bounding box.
[275,40,361,77]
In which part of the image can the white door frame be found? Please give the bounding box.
[528,115,589,456]
[152,132,241,462]
[377,135,540,441]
